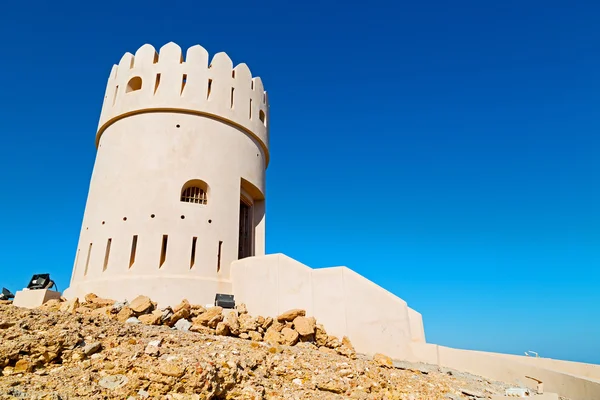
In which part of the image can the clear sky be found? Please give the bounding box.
[0,1,598,364]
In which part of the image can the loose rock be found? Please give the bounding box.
[277,309,306,322]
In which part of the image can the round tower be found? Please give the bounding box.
[64,42,269,306]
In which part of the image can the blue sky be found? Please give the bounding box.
[1,1,598,363]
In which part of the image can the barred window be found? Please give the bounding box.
[181,180,208,205]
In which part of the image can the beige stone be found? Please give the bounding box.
[373,353,393,368]
[261,317,273,330]
[189,324,212,334]
[326,336,341,349]
[91,306,112,318]
[223,312,240,336]
[14,360,31,373]
[168,308,190,326]
[215,322,229,336]
[129,295,154,314]
[281,327,299,346]
[315,324,328,347]
[84,293,98,303]
[116,306,135,322]
[159,362,185,378]
[139,311,162,325]
[248,331,262,341]
[194,306,222,326]
[293,316,315,336]
[39,299,62,312]
[238,314,257,333]
[207,314,223,329]
[173,299,191,314]
[237,303,248,314]
[277,309,305,322]
[263,329,282,345]
[59,297,80,313]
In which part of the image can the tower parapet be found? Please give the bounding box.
[98,42,270,163]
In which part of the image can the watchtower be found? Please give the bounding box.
[64,42,269,306]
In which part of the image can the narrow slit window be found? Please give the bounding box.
[129,235,138,268]
[181,74,187,95]
[190,237,197,269]
[249,99,252,119]
[103,238,112,271]
[154,73,161,94]
[207,79,212,99]
[72,249,80,279]
[230,88,234,108]
[259,110,266,126]
[84,243,93,276]
[217,240,223,272]
[112,85,119,106]
[160,235,168,268]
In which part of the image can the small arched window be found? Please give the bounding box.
[181,180,208,205]
[126,76,142,93]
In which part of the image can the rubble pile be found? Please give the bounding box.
[0,296,513,399]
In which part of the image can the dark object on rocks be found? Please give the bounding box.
[215,293,235,309]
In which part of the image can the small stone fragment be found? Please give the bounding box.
[168,308,190,326]
[281,327,299,346]
[262,316,274,330]
[126,317,141,324]
[159,362,185,377]
[237,303,248,314]
[248,331,262,341]
[223,312,240,335]
[139,311,162,325]
[263,329,283,345]
[293,316,316,336]
[116,306,135,323]
[193,306,222,326]
[173,299,191,314]
[145,339,162,356]
[111,300,128,313]
[174,318,192,331]
[238,313,257,333]
[129,295,154,314]
[215,322,229,336]
[83,342,102,356]
[98,374,128,390]
[373,353,394,368]
[277,309,306,322]
[14,360,31,373]
[59,298,80,313]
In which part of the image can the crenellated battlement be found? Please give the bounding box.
[97,42,270,160]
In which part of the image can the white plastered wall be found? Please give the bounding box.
[64,43,269,307]
[231,253,424,360]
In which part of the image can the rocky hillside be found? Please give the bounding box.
[0,295,515,399]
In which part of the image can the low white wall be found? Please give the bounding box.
[409,343,600,400]
[231,253,422,359]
